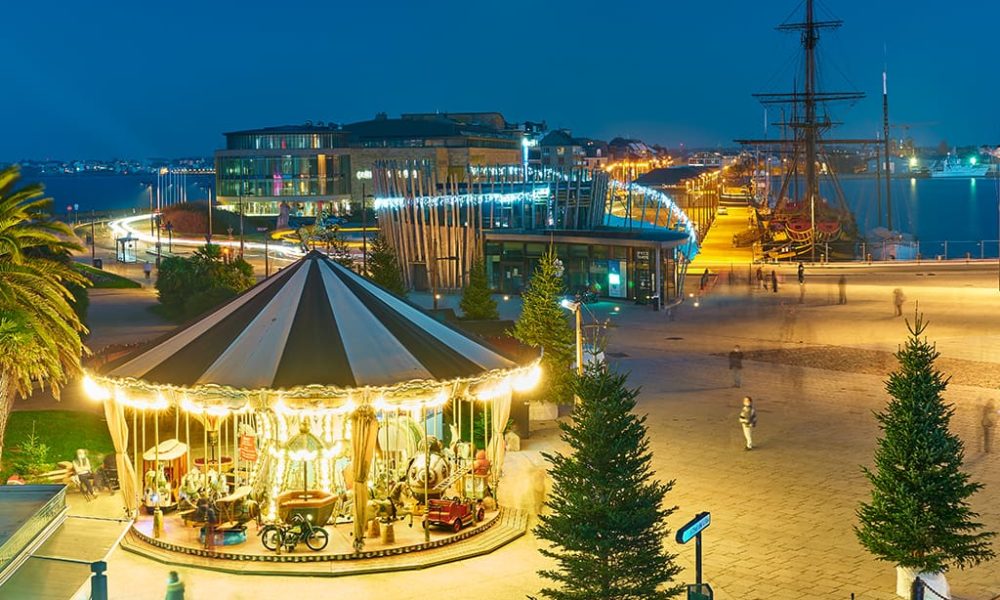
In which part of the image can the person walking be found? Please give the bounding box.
[982,401,997,454]
[892,288,905,317]
[143,260,153,281]
[728,344,744,388]
[739,396,757,450]
[770,269,778,293]
[700,268,710,291]
[838,275,847,304]
[796,262,804,284]
[755,266,764,289]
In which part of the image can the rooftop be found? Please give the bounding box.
[634,166,718,187]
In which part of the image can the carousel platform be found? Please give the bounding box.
[120,507,528,576]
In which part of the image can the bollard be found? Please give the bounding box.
[91,561,108,600]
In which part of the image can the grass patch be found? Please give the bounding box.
[148,302,185,324]
[3,410,114,480]
[74,262,142,289]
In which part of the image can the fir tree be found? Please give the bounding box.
[366,232,407,296]
[535,363,683,600]
[856,313,995,574]
[512,247,574,404]
[459,257,498,320]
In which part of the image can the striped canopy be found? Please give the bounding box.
[104,251,516,390]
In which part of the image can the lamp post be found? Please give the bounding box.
[361,186,374,275]
[239,187,245,258]
[200,184,213,244]
[140,182,154,235]
[90,209,97,267]
[154,214,162,268]
[560,299,584,376]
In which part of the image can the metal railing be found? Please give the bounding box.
[860,240,1000,262]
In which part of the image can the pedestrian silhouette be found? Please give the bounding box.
[982,400,997,454]
[728,344,744,388]
[838,275,847,304]
[700,268,710,291]
[739,397,757,450]
[797,262,804,284]
[892,288,905,316]
[771,270,778,293]
[165,570,185,600]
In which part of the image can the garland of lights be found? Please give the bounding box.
[83,362,541,414]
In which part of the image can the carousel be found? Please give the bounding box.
[84,251,539,563]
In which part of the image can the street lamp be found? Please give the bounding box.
[199,183,213,244]
[140,182,154,235]
[560,299,584,376]
[154,214,162,268]
[361,186,374,275]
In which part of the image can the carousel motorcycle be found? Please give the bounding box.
[259,513,329,553]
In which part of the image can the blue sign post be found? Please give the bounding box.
[676,512,712,600]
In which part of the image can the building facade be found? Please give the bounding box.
[215,113,522,217]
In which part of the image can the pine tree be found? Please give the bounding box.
[535,363,683,600]
[512,247,574,404]
[856,313,995,574]
[459,257,498,320]
[366,232,407,296]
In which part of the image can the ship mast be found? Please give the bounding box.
[737,0,870,261]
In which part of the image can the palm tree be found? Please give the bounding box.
[0,165,89,466]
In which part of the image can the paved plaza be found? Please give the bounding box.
[72,261,998,599]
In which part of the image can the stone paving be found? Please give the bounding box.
[84,262,1000,599]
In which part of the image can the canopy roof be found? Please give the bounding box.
[103,251,517,391]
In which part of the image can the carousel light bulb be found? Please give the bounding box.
[512,364,543,392]
[289,449,318,461]
[82,376,110,401]
[206,405,229,418]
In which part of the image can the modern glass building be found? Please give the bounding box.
[374,163,696,303]
[215,114,522,218]
[215,124,352,217]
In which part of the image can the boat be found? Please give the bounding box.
[736,0,874,261]
[930,154,988,178]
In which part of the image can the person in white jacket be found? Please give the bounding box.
[739,397,757,450]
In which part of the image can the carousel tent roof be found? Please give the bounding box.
[104,251,517,389]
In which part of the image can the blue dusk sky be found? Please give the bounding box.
[2,0,997,160]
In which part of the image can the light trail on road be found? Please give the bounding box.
[108,214,303,261]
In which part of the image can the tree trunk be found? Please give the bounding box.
[0,373,12,469]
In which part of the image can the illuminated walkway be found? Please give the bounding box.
[688,205,757,271]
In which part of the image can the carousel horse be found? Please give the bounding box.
[204,468,228,498]
[178,467,205,510]
[143,466,173,511]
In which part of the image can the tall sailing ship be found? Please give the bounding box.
[738,0,886,260]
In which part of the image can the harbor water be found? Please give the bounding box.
[833,175,1000,259]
